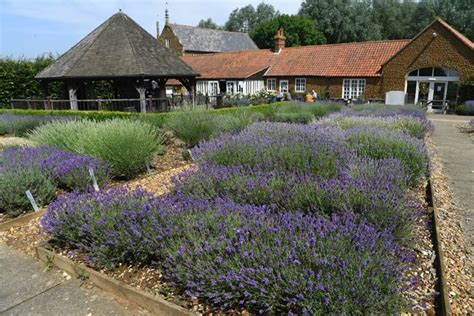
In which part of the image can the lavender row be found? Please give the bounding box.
[42,187,414,314]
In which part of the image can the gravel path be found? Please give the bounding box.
[429,114,474,266]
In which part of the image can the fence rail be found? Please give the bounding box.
[10,95,224,112]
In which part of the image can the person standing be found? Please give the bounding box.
[311,90,318,101]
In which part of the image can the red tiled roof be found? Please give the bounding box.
[181,40,409,79]
[266,40,409,77]
[182,50,277,79]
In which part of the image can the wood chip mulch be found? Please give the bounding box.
[427,137,474,314]
[403,180,437,314]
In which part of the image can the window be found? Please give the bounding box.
[226,81,237,94]
[342,79,365,99]
[208,81,219,95]
[267,78,276,91]
[295,78,306,93]
[165,39,170,48]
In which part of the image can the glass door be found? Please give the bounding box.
[432,82,446,103]
[417,82,430,105]
[279,80,289,93]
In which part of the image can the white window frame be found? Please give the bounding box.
[279,80,289,93]
[208,81,219,95]
[165,39,170,48]
[342,79,365,99]
[295,78,306,93]
[267,78,276,91]
[226,81,237,94]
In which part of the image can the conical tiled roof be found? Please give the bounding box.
[36,12,198,79]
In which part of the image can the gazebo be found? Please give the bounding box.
[35,10,198,112]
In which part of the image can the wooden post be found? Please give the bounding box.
[41,80,49,110]
[157,79,167,111]
[135,80,147,113]
[68,82,79,110]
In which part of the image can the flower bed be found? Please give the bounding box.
[0,146,109,217]
[0,113,74,137]
[41,105,433,313]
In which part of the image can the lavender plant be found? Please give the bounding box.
[42,187,414,314]
[0,113,74,137]
[0,146,110,216]
[193,123,352,178]
[344,127,428,185]
[320,112,432,139]
[30,119,163,178]
[172,158,414,240]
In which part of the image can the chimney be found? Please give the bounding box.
[274,28,286,53]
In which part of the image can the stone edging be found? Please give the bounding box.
[36,244,195,316]
[428,164,451,316]
[0,210,45,232]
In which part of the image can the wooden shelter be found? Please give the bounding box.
[35,10,198,112]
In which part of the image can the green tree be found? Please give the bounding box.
[197,18,221,30]
[224,3,279,33]
[0,55,64,108]
[251,14,326,48]
[299,0,381,43]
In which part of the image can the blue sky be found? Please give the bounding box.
[0,0,299,58]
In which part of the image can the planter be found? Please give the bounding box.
[0,210,45,231]
[36,244,194,316]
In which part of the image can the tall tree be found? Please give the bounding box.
[197,18,221,30]
[224,3,279,33]
[251,14,326,48]
[299,0,381,43]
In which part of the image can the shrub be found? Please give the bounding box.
[30,119,163,178]
[42,187,413,314]
[0,167,56,216]
[172,158,414,240]
[455,103,474,115]
[0,113,74,137]
[166,108,265,147]
[40,151,110,191]
[193,122,352,178]
[320,112,432,139]
[270,102,342,123]
[344,127,427,185]
[0,146,110,216]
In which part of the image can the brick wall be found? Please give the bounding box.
[382,21,474,94]
[264,77,382,100]
[159,25,184,55]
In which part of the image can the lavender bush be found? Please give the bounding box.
[344,127,428,185]
[320,112,433,139]
[30,119,164,179]
[0,113,74,137]
[172,158,414,240]
[0,146,109,216]
[42,187,414,314]
[0,167,56,216]
[193,123,352,178]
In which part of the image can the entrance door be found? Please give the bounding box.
[415,82,447,105]
[279,80,289,93]
[417,82,430,104]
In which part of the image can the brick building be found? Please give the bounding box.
[158,9,257,55]
[181,18,473,105]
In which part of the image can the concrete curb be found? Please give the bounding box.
[427,165,451,316]
[36,244,194,316]
[0,210,45,232]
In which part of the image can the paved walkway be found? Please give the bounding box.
[0,244,142,316]
[429,114,474,259]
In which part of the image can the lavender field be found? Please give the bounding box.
[41,105,433,313]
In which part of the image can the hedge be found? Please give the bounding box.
[0,103,284,128]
